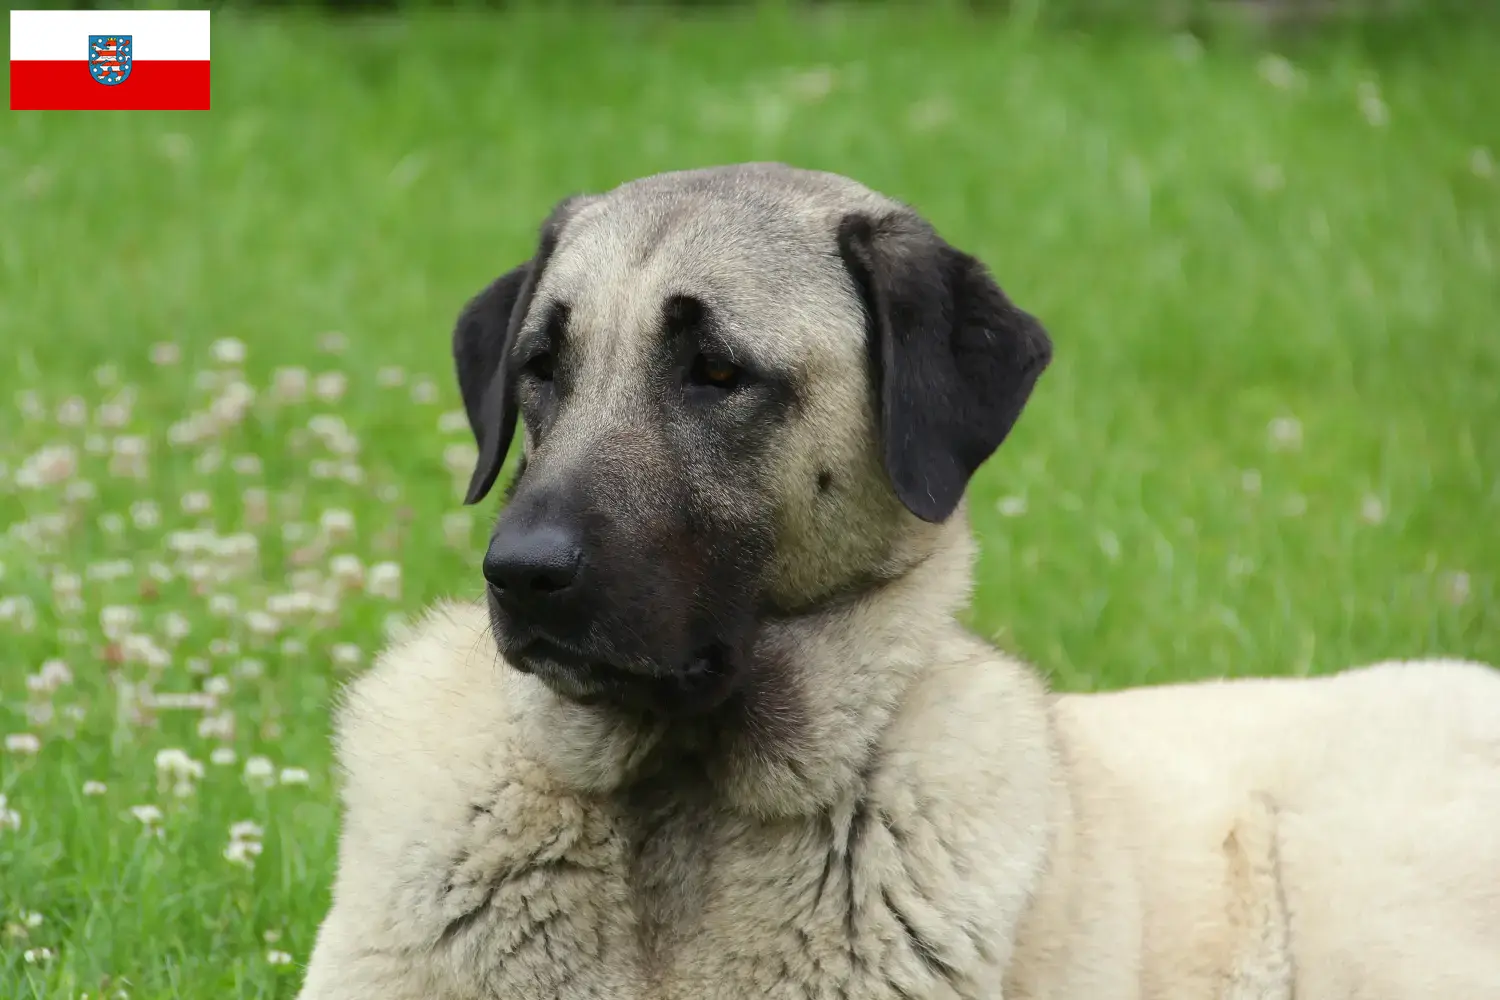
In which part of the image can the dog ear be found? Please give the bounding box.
[837,211,1053,524]
[454,198,579,506]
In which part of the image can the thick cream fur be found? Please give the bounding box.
[300,520,1500,999]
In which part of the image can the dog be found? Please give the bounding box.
[297,163,1500,999]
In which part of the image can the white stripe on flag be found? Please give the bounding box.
[9,9,211,62]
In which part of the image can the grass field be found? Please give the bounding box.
[2,5,1498,996]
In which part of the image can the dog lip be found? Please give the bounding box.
[513,633,643,679]
[506,635,740,715]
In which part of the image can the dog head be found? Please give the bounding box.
[453,164,1051,717]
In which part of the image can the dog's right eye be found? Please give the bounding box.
[523,352,555,382]
[687,353,743,392]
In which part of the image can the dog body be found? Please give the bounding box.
[298,164,1500,999]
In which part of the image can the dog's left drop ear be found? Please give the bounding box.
[837,211,1053,524]
[454,199,578,506]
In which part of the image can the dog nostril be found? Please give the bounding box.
[527,563,576,594]
[482,524,583,598]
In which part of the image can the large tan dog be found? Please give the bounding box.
[298,163,1500,999]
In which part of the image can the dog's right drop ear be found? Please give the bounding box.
[453,199,577,506]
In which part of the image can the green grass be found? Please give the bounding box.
[2,5,1498,996]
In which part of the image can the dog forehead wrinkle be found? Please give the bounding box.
[545,209,867,380]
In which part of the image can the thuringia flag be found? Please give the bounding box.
[10,10,211,111]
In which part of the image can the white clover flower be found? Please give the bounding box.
[22,947,54,964]
[151,341,181,365]
[329,554,364,589]
[194,447,225,475]
[319,508,356,543]
[368,562,402,601]
[130,803,163,826]
[376,365,406,387]
[314,371,348,402]
[442,510,472,549]
[1472,147,1495,179]
[97,398,132,428]
[56,396,88,426]
[82,780,108,796]
[319,331,349,354]
[181,490,212,515]
[224,839,262,866]
[212,337,247,365]
[210,746,238,766]
[1257,53,1300,90]
[411,378,438,404]
[28,659,73,693]
[272,366,310,403]
[330,643,363,670]
[279,767,311,786]
[15,444,78,489]
[383,613,410,643]
[86,559,134,582]
[232,454,263,476]
[1267,416,1302,451]
[995,495,1027,518]
[1442,571,1471,606]
[130,500,161,530]
[198,712,235,742]
[244,755,276,787]
[100,605,140,640]
[160,611,192,642]
[63,479,97,503]
[155,748,205,784]
[266,949,293,966]
[244,610,281,637]
[0,794,21,831]
[209,381,256,428]
[242,487,270,525]
[444,443,478,477]
[438,410,469,434]
[5,733,42,755]
[1356,80,1388,128]
[230,819,264,841]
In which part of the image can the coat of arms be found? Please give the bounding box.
[88,35,132,86]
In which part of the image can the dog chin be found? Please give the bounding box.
[497,630,742,717]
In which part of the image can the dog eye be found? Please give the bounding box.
[688,353,742,391]
[523,352,555,382]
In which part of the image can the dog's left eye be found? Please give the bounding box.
[687,353,742,392]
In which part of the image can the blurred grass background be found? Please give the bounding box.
[2,2,1498,996]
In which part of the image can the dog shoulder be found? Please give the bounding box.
[306,600,639,998]
[331,599,514,813]
[871,633,1063,955]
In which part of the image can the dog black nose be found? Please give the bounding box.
[483,522,583,598]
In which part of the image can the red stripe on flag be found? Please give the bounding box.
[10,61,211,111]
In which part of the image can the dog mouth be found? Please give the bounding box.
[507,633,738,715]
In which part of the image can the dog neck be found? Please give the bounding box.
[712,510,981,817]
[515,506,982,819]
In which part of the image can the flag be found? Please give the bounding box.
[10,9,211,111]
